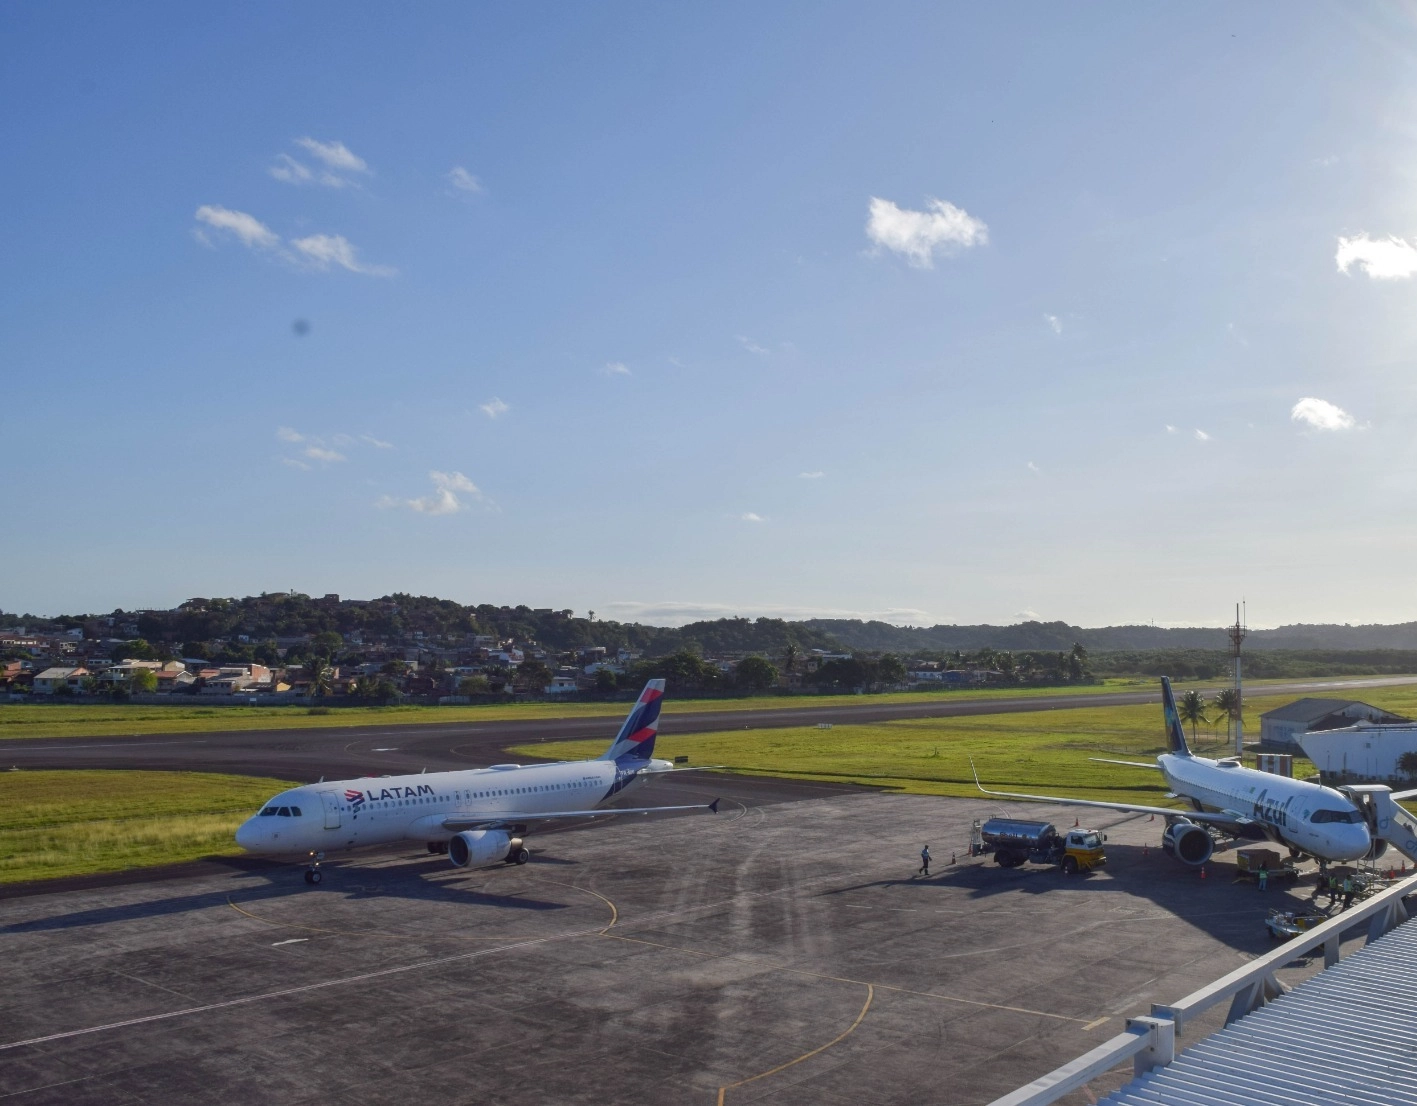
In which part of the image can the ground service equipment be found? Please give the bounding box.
[980,818,1107,874]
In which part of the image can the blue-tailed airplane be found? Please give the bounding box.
[973,677,1378,867]
[236,680,718,882]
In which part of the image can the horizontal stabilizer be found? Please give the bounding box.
[1088,757,1159,770]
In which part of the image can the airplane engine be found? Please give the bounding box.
[448,829,511,868]
[1161,820,1213,867]
[1366,838,1390,862]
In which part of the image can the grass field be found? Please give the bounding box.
[1,674,1402,740]
[511,688,1417,806]
[0,770,298,884]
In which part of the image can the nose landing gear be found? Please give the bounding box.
[304,851,325,885]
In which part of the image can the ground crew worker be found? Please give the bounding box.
[918,844,931,877]
[1342,875,1355,909]
[1258,863,1268,892]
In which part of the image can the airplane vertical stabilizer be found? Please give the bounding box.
[1161,676,1192,757]
[600,680,666,762]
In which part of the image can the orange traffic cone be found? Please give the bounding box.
[1200,866,1207,880]
[950,853,956,865]
[1074,817,1079,827]
[1149,814,1154,822]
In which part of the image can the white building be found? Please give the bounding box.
[1300,722,1417,784]
[1258,698,1406,751]
[32,667,89,694]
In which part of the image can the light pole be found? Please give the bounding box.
[1228,603,1246,758]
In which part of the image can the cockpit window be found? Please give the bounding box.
[261,806,278,816]
[277,807,291,816]
[290,807,301,817]
[1311,809,1362,824]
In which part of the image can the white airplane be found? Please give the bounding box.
[973,677,1375,866]
[235,680,717,882]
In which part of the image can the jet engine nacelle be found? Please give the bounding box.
[1161,819,1213,867]
[1366,838,1390,862]
[448,829,511,868]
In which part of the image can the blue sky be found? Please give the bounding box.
[5,3,1417,627]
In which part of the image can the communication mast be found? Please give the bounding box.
[1228,602,1246,757]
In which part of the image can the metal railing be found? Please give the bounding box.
[987,872,1417,1106]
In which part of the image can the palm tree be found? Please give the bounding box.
[1178,690,1208,743]
[1212,688,1240,745]
[781,642,799,677]
[307,656,332,699]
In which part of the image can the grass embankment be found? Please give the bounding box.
[0,674,1399,741]
[0,771,298,884]
[510,690,1404,806]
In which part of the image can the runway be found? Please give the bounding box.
[4,674,1414,783]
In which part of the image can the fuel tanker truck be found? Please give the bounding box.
[979,817,1108,874]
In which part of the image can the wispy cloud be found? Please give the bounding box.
[1335,233,1417,280]
[1194,429,1210,442]
[479,397,510,419]
[269,154,314,185]
[799,471,825,479]
[738,336,770,357]
[1043,313,1062,334]
[447,166,483,195]
[277,426,389,466]
[1015,609,1040,621]
[360,435,394,449]
[377,470,486,516]
[1026,461,1040,472]
[288,234,395,276]
[281,457,311,471]
[1165,425,1178,434]
[296,137,368,174]
[740,512,766,523]
[304,446,346,464]
[276,426,305,443]
[865,195,988,268]
[194,205,280,250]
[1291,396,1356,431]
[601,361,631,376]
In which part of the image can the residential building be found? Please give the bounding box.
[32,666,89,694]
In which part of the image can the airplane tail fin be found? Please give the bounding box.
[1161,676,1192,757]
[600,680,666,762]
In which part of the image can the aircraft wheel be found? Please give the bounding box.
[304,869,322,885]
[512,847,531,865]
[1062,856,1078,875]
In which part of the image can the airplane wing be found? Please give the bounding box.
[441,799,718,832]
[969,761,1247,828]
[1389,788,1417,803]
[1088,757,1160,770]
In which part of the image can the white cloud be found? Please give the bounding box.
[479,397,510,419]
[601,361,631,376]
[740,512,766,523]
[281,457,311,471]
[276,426,305,443]
[269,154,314,185]
[865,195,988,268]
[1015,609,1040,621]
[361,435,394,449]
[1291,396,1356,431]
[1194,429,1210,442]
[738,336,770,357]
[447,166,483,194]
[1165,425,1178,434]
[603,600,939,628]
[1044,314,1062,334]
[290,234,396,277]
[295,137,369,174]
[304,446,346,463]
[194,205,280,250]
[799,471,825,479]
[378,470,485,516]
[1026,461,1040,472]
[1335,233,1417,280]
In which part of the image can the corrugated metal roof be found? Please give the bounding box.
[1257,698,1367,723]
[1097,916,1417,1105]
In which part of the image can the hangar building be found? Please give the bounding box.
[1300,721,1417,783]
[1257,697,1405,751]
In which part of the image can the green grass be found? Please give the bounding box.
[0,770,298,884]
[509,689,1411,806]
[3,674,1404,740]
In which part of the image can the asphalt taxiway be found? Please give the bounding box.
[0,793,1345,1106]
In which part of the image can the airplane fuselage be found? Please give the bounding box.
[1157,752,1370,862]
[235,758,670,857]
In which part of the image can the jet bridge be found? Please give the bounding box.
[1341,784,1417,863]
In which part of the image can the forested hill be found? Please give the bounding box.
[802,619,1417,653]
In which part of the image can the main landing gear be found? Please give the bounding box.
[504,837,531,865]
[304,851,325,884]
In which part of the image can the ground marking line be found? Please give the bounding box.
[600,932,1093,1024]
[271,938,308,946]
[104,968,193,1002]
[2,740,209,750]
[0,1075,96,1100]
[716,983,873,1106]
[1082,1017,1111,1031]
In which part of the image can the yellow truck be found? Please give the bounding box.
[981,818,1108,874]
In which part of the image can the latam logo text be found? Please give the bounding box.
[346,783,435,805]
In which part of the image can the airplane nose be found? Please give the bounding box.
[235,820,258,850]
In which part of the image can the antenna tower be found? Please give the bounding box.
[1228,602,1247,757]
